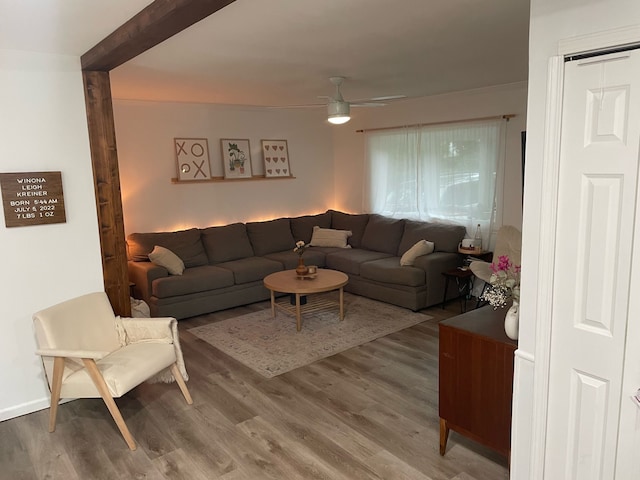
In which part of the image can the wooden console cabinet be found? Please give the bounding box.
[438,305,517,459]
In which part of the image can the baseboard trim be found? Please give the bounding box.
[0,397,49,421]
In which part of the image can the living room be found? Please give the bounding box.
[3,1,640,478]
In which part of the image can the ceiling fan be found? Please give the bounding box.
[320,76,406,124]
[276,77,406,124]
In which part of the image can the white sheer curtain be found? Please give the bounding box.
[364,118,506,247]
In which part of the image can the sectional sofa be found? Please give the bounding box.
[127,210,466,319]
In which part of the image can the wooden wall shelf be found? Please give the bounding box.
[170,175,295,184]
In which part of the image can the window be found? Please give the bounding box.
[364,119,506,242]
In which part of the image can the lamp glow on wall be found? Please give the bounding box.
[327,100,350,124]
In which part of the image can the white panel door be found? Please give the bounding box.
[545,50,640,479]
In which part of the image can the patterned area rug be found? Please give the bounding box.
[188,293,433,378]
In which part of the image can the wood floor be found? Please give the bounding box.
[1,297,509,480]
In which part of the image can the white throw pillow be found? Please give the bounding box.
[309,226,352,248]
[148,245,185,275]
[400,239,435,266]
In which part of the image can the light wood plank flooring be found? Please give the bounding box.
[1,297,509,479]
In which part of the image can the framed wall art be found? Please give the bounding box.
[174,138,211,181]
[221,139,252,179]
[261,139,291,178]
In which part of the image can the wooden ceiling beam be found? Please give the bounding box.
[81,0,236,71]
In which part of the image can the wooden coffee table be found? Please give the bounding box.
[263,269,349,331]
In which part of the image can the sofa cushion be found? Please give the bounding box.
[290,212,332,244]
[151,265,234,298]
[310,226,352,248]
[201,223,254,264]
[360,257,426,287]
[325,248,392,276]
[360,214,405,255]
[127,228,209,268]
[400,240,435,266]
[148,246,185,275]
[216,256,283,284]
[398,220,466,254]
[246,218,295,256]
[328,210,369,248]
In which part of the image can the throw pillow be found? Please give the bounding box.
[400,239,435,266]
[148,245,185,275]
[309,226,352,248]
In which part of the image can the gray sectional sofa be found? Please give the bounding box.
[127,210,466,319]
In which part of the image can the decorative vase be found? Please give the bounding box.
[504,300,519,340]
[296,257,309,276]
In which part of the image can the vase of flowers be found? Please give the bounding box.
[294,241,309,275]
[481,255,521,340]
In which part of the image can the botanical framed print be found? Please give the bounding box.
[220,139,252,179]
[261,139,291,178]
[174,138,211,181]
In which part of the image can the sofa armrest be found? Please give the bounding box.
[128,261,168,303]
[412,251,462,272]
[412,252,465,306]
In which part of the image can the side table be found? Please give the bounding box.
[441,268,474,313]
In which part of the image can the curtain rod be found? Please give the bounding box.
[355,114,516,133]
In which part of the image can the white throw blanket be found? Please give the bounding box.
[114,316,189,383]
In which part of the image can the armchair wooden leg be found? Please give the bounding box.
[82,358,137,451]
[171,363,193,405]
[48,357,65,432]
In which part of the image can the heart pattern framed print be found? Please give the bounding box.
[261,140,291,178]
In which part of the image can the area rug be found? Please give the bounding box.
[188,293,433,378]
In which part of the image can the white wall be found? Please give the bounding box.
[0,50,104,420]
[113,101,336,234]
[512,2,640,478]
[331,82,528,234]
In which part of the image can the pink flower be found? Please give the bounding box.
[483,254,521,308]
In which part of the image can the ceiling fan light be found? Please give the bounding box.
[327,101,350,124]
[328,115,351,125]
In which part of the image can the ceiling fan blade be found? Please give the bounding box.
[350,94,407,103]
[369,94,406,101]
[265,103,325,109]
[351,102,387,107]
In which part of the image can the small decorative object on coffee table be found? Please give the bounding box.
[294,240,309,276]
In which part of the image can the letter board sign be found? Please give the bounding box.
[0,171,67,227]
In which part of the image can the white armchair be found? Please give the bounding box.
[470,225,522,307]
[33,292,193,450]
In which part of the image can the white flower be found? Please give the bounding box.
[293,240,308,255]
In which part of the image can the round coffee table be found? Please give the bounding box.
[263,269,349,331]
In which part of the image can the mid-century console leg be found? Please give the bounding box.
[439,418,450,455]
